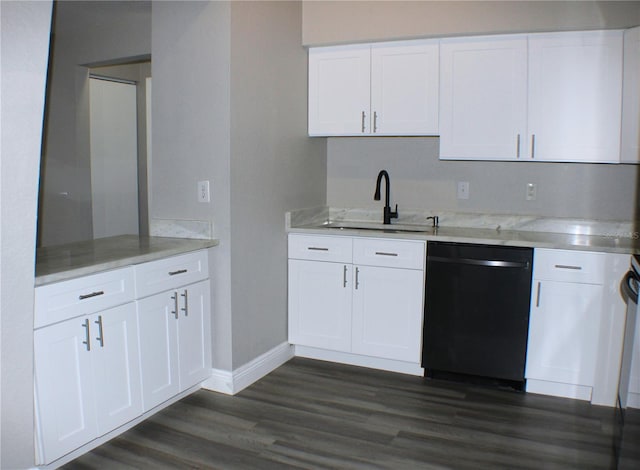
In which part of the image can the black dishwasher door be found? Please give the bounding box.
[422,241,533,389]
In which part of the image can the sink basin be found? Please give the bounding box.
[317,221,433,233]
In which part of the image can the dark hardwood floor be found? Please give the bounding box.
[64,357,640,469]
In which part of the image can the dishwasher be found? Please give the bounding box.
[422,241,534,390]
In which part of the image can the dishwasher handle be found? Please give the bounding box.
[428,256,530,269]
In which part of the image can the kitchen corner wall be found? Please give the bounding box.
[327,138,639,222]
[152,1,326,372]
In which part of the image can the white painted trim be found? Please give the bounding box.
[526,378,592,402]
[294,345,424,376]
[202,342,294,395]
[628,391,640,409]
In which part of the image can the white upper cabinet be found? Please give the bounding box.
[308,40,439,136]
[621,26,640,164]
[440,30,624,163]
[528,31,623,162]
[439,35,528,160]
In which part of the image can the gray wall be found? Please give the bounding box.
[1,1,52,468]
[229,0,326,368]
[40,1,151,246]
[151,1,326,371]
[328,138,638,221]
[302,0,640,46]
[304,1,640,222]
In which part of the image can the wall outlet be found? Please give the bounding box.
[457,181,470,200]
[197,180,210,203]
[526,183,537,201]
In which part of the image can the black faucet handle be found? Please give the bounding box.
[391,204,399,219]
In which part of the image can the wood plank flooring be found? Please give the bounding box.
[64,357,640,469]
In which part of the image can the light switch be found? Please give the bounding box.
[457,181,470,200]
[197,180,210,203]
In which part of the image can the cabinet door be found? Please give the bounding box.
[528,31,623,162]
[91,303,143,435]
[439,35,528,160]
[137,291,180,411]
[621,26,640,164]
[34,317,97,463]
[352,266,423,362]
[526,279,602,386]
[177,280,212,390]
[308,44,371,136]
[371,41,439,135]
[288,259,352,352]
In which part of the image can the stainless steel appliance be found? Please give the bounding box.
[422,241,533,390]
[619,255,639,415]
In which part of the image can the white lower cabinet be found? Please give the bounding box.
[288,234,425,365]
[137,281,211,412]
[288,259,352,352]
[34,250,212,465]
[34,302,142,463]
[525,248,628,403]
[352,265,423,362]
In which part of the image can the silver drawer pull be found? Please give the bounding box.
[181,290,188,317]
[81,319,91,351]
[375,251,398,257]
[95,315,104,348]
[171,292,179,319]
[79,291,104,300]
[307,247,329,251]
[169,269,188,276]
[554,264,582,271]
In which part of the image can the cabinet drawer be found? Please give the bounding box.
[288,234,352,263]
[134,250,209,298]
[353,238,425,270]
[34,267,134,329]
[533,249,605,284]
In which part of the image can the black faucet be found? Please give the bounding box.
[374,170,398,225]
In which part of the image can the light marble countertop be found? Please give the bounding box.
[287,207,640,255]
[36,235,219,286]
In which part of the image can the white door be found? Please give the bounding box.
[526,279,603,386]
[137,291,180,411]
[34,317,97,463]
[177,280,212,390]
[288,259,352,352]
[528,31,623,162]
[352,266,423,362]
[89,77,139,237]
[308,44,371,136]
[439,35,528,160]
[371,41,439,135]
[91,303,143,435]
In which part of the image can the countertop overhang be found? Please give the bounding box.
[36,235,219,286]
[287,207,640,255]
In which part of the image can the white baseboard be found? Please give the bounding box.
[628,391,640,409]
[294,345,424,376]
[526,378,593,402]
[202,342,294,395]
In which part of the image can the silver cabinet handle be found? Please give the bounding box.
[355,267,360,290]
[516,134,521,159]
[169,269,188,276]
[535,281,541,307]
[375,251,398,257]
[82,319,91,351]
[373,111,378,133]
[181,289,188,317]
[307,247,329,251]
[171,292,179,319]
[343,265,348,288]
[79,291,104,300]
[530,134,536,159]
[361,111,366,133]
[94,315,104,348]
[554,264,582,271]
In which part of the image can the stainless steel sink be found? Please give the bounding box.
[317,221,433,233]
